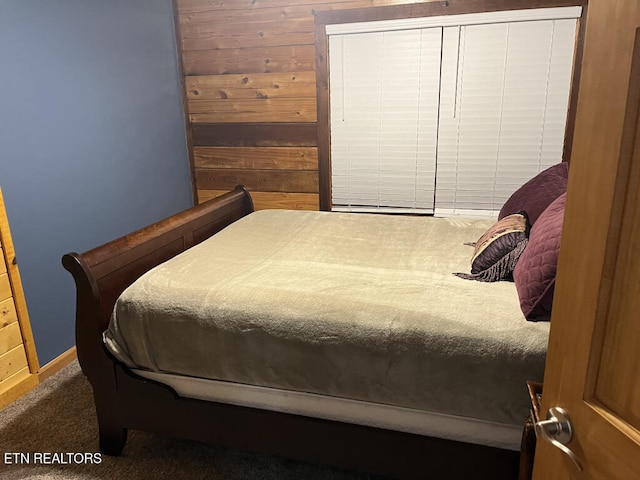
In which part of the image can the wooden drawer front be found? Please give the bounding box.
[0,321,23,356]
[0,296,17,329]
[0,366,31,397]
[0,273,11,302]
[0,247,5,274]
[0,344,29,383]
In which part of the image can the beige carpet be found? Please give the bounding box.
[0,361,383,479]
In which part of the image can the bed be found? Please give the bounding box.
[62,170,567,479]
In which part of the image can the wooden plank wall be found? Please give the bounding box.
[175,0,430,210]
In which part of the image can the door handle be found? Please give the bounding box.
[534,407,583,471]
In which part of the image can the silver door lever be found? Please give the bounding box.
[534,407,583,471]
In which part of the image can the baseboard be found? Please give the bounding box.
[38,346,77,383]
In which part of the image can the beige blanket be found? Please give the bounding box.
[105,210,549,426]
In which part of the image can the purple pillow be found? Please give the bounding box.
[513,193,566,320]
[499,163,568,225]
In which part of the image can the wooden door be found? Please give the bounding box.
[533,1,640,479]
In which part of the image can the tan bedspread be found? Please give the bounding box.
[105,210,550,426]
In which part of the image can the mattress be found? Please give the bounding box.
[132,368,524,450]
[105,210,549,432]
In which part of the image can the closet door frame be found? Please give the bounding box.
[314,0,588,211]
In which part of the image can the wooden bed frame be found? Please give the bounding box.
[62,186,522,479]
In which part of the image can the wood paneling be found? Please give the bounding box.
[195,168,318,193]
[186,71,316,100]
[183,45,316,76]
[188,101,313,124]
[181,18,315,51]
[0,345,28,383]
[193,123,317,146]
[178,2,316,25]
[0,322,23,356]
[177,0,423,22]
[194,147,318,170]
[0,273,11,303]
[194,146,318,209]
[186,71,317,123]
[0,297,18,329]
[189,98,317,123]
[198,190,319,210]
[177,0,420,76]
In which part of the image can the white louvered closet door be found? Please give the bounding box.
[327,8,580,216]
[435,19,578,215]
[329,27,443,213]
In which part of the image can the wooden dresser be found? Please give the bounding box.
[0,187,39,409]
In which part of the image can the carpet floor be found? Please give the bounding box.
[0,361,384,479]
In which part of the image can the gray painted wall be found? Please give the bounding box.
[0,0,193,365]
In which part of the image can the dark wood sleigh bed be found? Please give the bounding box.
[62,186,528,480]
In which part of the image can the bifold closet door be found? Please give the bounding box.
[435,19,578,215]
[327,9,579,216]
[329,27,442,213]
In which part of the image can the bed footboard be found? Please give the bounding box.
[62,186,253,453]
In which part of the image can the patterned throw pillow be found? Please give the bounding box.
[455,213,529,282]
